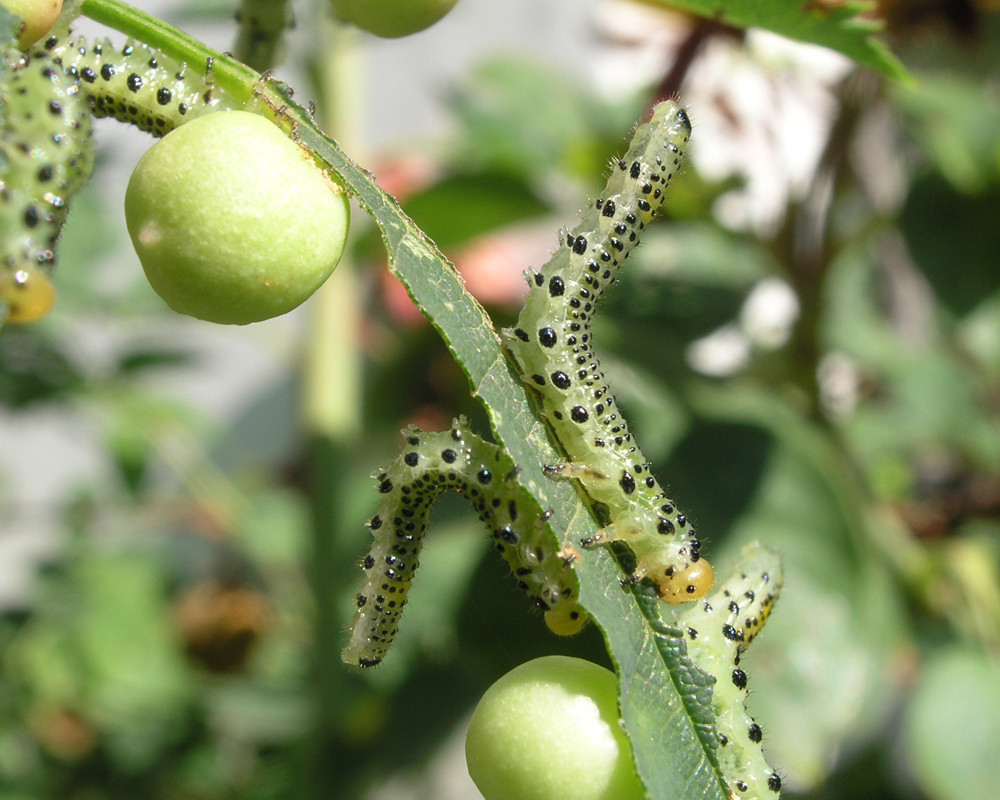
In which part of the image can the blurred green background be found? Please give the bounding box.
[2,0,1000,798]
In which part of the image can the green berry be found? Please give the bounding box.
[465,656,646,800]
[124,110,350,325]
[330,0,459,38]
[1,0,62,49]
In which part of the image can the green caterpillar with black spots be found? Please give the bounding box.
[341,420,586,668]
[344,103,715,656]
[344,104,704,671]
[677,542,784,797]
[346,103,712,652]
[1,41,94,322]
[43,32,242,135]
[503,102,711,603]
[344,100,784,796]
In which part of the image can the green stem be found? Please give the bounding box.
[302,20,363,439]
[80,0,260,102]
[301,21,364,790]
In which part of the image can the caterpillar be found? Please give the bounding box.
[1,44,94,322]
[42,33,242,136]
[345,102,701,666]
[503,101,711,602]
[341,419,585,668]
[677,543,783,797]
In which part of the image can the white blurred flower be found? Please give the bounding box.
[740,277,800,348]
[589,2,693,96]
[686,278,799,375]
[592,1,854,235]
[686,323,751,376]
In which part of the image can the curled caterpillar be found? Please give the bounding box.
[42,33,242,136]
[678,544,783,797]
[503,101,710,601]
[1,44,94,322]
[342,418,585,668]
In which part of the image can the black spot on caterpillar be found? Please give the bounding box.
[42,33,242,137]
[503,102,712,602]
[1,44,94,322]
[678,543,783,798]
[342,419,585,668]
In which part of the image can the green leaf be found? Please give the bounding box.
[893,73,1000,192]
[400,172,551,250]
[449,57,606,181]
[904,648,1000,800]
[0,326,83,407]
[264,83,729,800]
[647,0,907,80]
[901,173,1000,317]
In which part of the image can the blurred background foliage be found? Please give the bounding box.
[2,0,1000,798]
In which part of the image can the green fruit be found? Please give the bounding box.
[330,0,459,38]
[1,0,62,49]
[465,656,646,800]
[124,110,350,325]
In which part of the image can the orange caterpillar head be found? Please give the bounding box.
[654,559,715,604]
[544,602,588,636]
[1,269,56,323]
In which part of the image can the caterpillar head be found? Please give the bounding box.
[653,559,715,604]
[544,602,587,636]
[0,268,56,323]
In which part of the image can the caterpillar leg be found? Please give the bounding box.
[677,543,783,798]
[544,460,610,488]
[342,419,585,668]
[575,505,713,604]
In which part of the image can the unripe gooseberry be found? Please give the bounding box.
[465,656,646,800]
[1,0,63,49]
[330,0,459,38]
[124,110,350,325]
